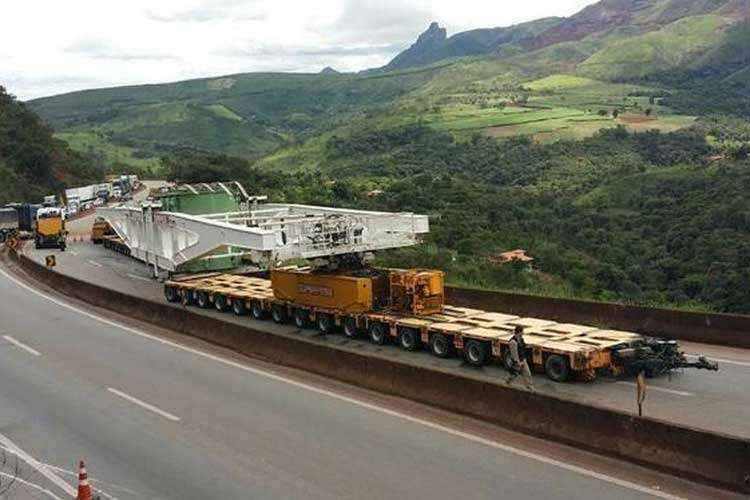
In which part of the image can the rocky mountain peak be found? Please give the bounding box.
[415,22,448,48]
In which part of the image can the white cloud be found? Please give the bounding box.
[0,0,595,100]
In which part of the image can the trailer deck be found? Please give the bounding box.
[165,273,647,382]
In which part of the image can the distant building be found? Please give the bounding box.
[488,249,534,265]
[366,189,384,198]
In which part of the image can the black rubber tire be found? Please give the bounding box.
[545,355,571,382]
[232,299,247,316]
[398,328,420,351]
[294,309,309,329]
[343,317,359,338]
[197,291,210,309]
[464,340,489,367]
[317,314,334,334]
[430,333,453,358]
[272,305,286,324]
[164,286,178,303]
[369,323,388,345]
[251,301,265,320]
[214,295,229,312]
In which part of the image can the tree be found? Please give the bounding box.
[645,108,653,117]
[598,109,609,117]
[612,109,620,119]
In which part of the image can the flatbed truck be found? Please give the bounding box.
[164,268,718,382]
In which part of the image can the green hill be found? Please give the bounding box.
[0,86,101,205]
[24,0,750,170]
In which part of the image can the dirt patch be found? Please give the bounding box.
[485,125,520,137]
[618,115,656,124]
[533,132,557,143]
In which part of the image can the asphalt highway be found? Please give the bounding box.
[0,250,741,498]
[22,241,750,440]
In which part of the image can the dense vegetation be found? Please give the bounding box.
[0,86,101,205]
[166,125,750,313]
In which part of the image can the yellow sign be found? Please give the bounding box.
[45,255,56,268]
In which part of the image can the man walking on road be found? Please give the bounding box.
[505,325,534,391]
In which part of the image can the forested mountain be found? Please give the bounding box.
[0,86,100,205]
[10,0,750,312]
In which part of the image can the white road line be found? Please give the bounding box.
[68,251,78,256]
[0,471,63,499]
[86,260,103,268]
[3,335,42,356]
[0,267,681,499]
[616,381,693,397]
[0,433,77,497]
[107,388,181,422]
[127,273,152,283]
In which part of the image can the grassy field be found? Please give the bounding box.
[56,131,161,171]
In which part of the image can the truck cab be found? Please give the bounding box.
[35,207,66,251]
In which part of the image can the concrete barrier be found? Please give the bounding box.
[4,247,749,494]
[447,286,750,348]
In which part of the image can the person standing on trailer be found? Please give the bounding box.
[505,325,534,391]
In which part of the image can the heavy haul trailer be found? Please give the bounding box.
[101,235,131,256]
[163,270,717,382]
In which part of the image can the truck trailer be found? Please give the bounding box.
[164,268,718,383]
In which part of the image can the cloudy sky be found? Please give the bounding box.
[1,0,595,100]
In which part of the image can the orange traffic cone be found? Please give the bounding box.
[77,460,92,500]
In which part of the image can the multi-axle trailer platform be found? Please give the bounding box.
[164,272,718,383]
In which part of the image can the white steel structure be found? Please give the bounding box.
[97,202,429,275]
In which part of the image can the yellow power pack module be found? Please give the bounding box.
[271,268,375,314]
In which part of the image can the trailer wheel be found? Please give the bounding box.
[293,309,309,329]
[369,323,388,345]
[251,301,265,320]
[214,295,229,312]
[317,314,334,334]
[164,286,179,303]
[398,328,420,351]
[196,291,211,309]
[464,340,489,367]
[232,299,247,316]
[343,317,359,338]
[272,305,286,324]
[430,333,453,358]
[545,355,571,382]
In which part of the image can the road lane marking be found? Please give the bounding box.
[107,388,181,422]
[68,251,78,256]
[0,266,682,499]
[127,273,152,283]
[3,335,42,356]
[616,381,693,397]
[86,260,103,268]
[0,471,63,499]
[0,433,77,497]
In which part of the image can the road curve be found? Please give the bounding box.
[0,257,741,499]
